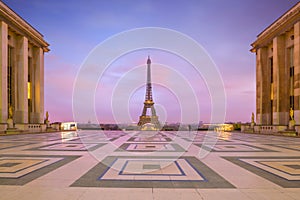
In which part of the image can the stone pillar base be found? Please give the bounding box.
[7,118,14,129]
[5,128,19,134]
[5,119,19,134]
[289,120,295,130]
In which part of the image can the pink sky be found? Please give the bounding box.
[4,0,298,124]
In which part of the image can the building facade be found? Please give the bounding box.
[251,2,300,134]
[0,2,49,132]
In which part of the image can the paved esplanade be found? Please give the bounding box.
[0,131,299,200]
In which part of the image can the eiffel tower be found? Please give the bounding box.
[137,56,160,129]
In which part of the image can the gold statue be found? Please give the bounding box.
[251,112,255,123]
[290,107,294,121]
[45,111,49,121]
[8,105,13,119]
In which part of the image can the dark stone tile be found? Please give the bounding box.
[223,156,300,188]
[0,162,21,167]
[0,155,80,185]
[284,164,300,170]
[71,156,235,188]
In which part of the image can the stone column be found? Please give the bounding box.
[0,21,8,124]
[294,22,300,124]
[14,36,28,124]
[273,35,288,125]
[256,49,261,125]
[32,47,44,123]
[257,47,268,125]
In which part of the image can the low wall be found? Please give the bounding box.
[257,125,287,134]
[241,124,298,135]
[15,123,47,132]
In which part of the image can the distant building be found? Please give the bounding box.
[251,2,300,134]
[0,2,49,132]
[61,122,77,131]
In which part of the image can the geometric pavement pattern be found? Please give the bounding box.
[223,157,300,188]
[0,155,79,185]
[0,130,300,191]
[71,156,234,188]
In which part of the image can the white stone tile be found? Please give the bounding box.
[153,188,201,200]
[0,186,22,200]
[6,187,85,200]
[198,189,252,200]
[241,189,296,200]
[79,188,153,200]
